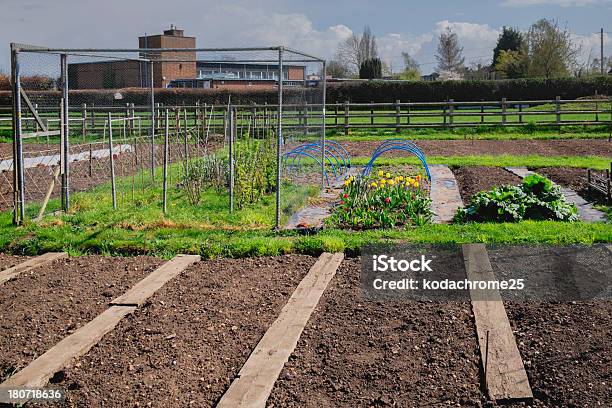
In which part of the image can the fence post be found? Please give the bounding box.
[407,101,411,126]
[107,113,117,210]
[501,98,507,126]
[480,100,484,124]
[275,47,283,229]
[183,108,189,177]
[448,99,454,128]
[163,109,169,214]
[229,105,235,213]
[370,102,374,126]
[555,96,561,135]
[395,100,401,133]
[149,61,155,180]
[60,52,70,212]
[11,46,25,224]
[344,100,349,135]
[334,103,339,128]
[82,103,87,143]
[303,102,308,136]
[519,104,523,124]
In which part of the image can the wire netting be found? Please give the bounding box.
[8,46,326,229]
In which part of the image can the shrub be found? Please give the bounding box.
[181,155,228,205]
[234,140,277,209]
[455,174,578,223]
[329,171,432,229]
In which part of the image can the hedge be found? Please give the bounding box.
[326,77,612,103]
[0,77,610,107]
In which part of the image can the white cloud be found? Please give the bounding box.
[502,0,601,7]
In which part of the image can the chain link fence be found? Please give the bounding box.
[8,44,326,229]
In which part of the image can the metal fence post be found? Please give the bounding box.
[11,46,25,224]
[60,53,70,212]
[149,61,156,180]
[108,113,117,210]
[321,60,327,190]
[275,47,284,230]
[163,109,169,214]
[229,105,235,213]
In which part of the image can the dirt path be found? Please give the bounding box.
[50,255,315,407]
[268,256,484,407]
[0,255,162,383]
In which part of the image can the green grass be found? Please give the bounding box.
[321,124,612,141]
[1,216,610,259]
[350,155,612,170]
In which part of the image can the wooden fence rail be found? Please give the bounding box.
[1,97,611,136]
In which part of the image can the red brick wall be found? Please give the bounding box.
[68,60,142,89]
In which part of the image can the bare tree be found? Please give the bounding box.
[435,27,465,73]
[526,19,579,78]
[336,25,378,75]
[401,52,420,71]
[326,59,351,78]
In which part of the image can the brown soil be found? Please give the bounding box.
[506,301,612,407]
[536,166,610,204]
[268,256,484,407]
[452,166,522,204]
[50,255,315,408]
[326,139,612,158]
[0,253,29,270]
[0,255,163,383]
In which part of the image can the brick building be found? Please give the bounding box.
[68,27,306,90]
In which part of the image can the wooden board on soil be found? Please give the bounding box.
[46,255,318,407]
[0,252,67,286]
[462,244,533,402]
[0,255,163,383]
[217,252,344,407]
[268,255,484,407]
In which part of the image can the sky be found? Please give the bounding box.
[1,0,611,74]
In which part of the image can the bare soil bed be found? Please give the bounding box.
[268,256,484,408]
[49,255,315,407]
[0,255,162,383]
[535,166,609,204]
[452,166,522,204]
[0,253,29,270]
[328,139,612,158]
[505,301,612,407]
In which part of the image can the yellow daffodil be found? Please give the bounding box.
[408,177,415,184]
[398,176,404,181]
[380,178,386,185]
[414,182,419,188]
[385,172,391,178]
[344,180,350,186]
[378,170,384,177]
[370,182,378,188]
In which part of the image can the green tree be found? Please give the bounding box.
[526,19,579,78]
[495,50,528,79]
[359,58,383,79]
[492,26,524,67]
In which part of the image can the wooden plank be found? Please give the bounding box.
[429,164,464,223]
[217,252,344,408]
[0,252,67,286]
[111,254,200,306]
[20,87,48,132]
[0,305,136,404]
[462,244,533,402]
